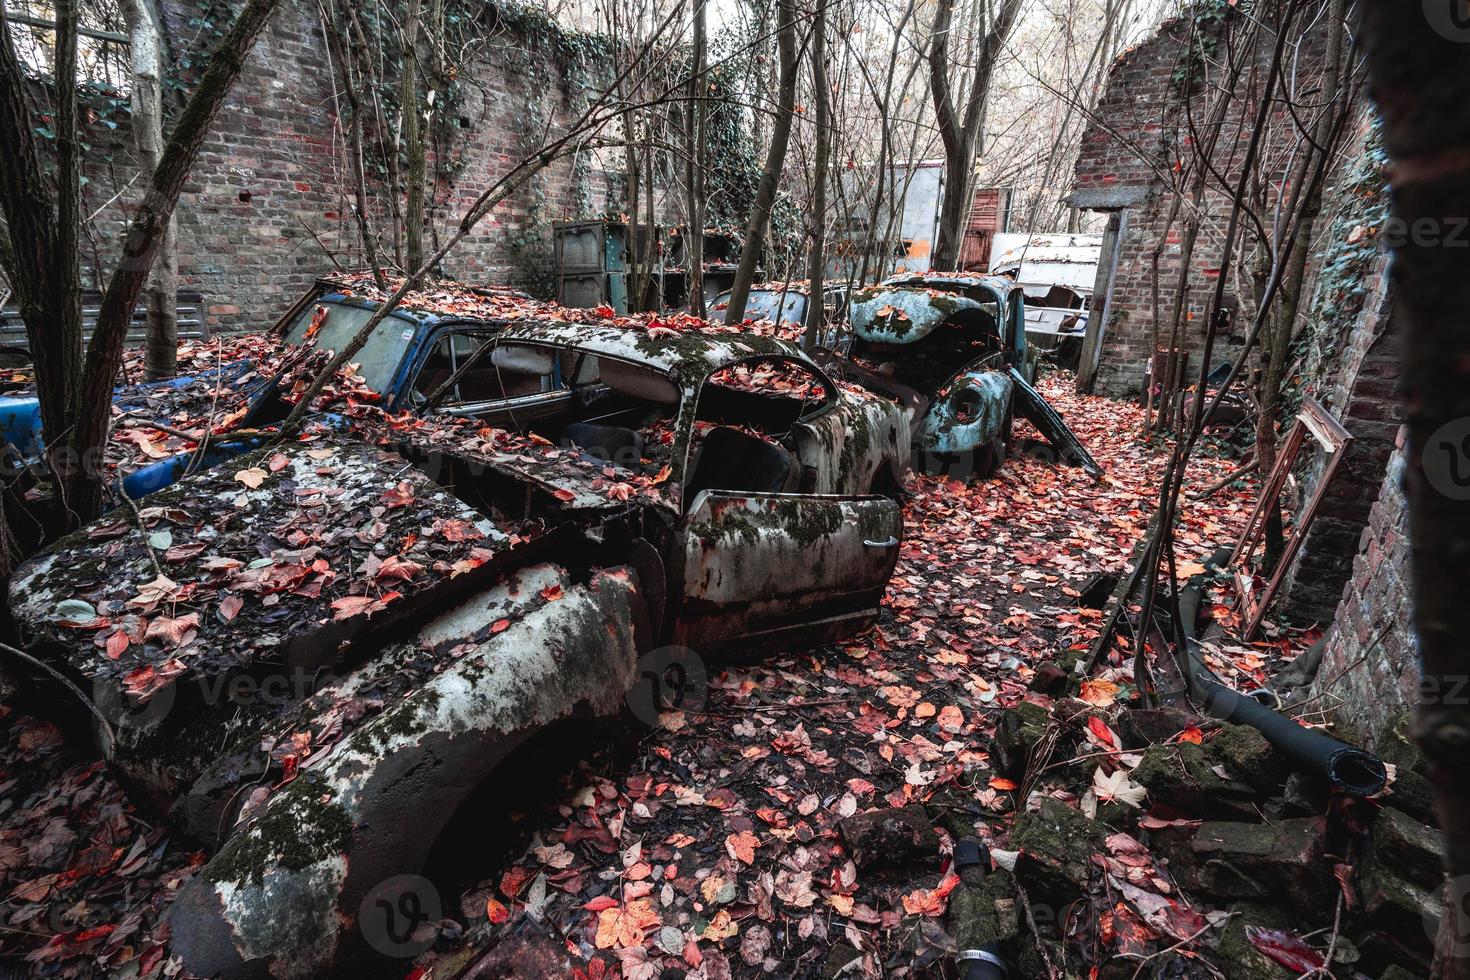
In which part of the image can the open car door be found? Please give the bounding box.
[669,425,901,651]
[670,489,900,652]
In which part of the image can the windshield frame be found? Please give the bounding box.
[281,295,430,400]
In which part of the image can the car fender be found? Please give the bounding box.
[167,561,650,979]
[794,388,910,494]
[918,368,1014,455]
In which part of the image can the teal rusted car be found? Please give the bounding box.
[847,273,1098,478]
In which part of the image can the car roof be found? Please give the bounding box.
[879,272,1016,296]
[315,272,552,326]
[494,319,819,382]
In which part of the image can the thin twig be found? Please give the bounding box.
[0,641,115,750]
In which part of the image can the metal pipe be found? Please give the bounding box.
[1176,568,1387,797]
[951,838,1008,980]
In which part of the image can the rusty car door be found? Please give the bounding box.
[669,490,901,652]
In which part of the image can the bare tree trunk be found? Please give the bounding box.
[0,12,81,441]
[928,0,1023,271]
[124,0,179,380]
[402,0,425,271]
[1355,6,1470,977]
[801,0,828,349]
[1256,0,1347,566]
[72,0,283,523]
[684,0,706,317]
[724,0,799,325]
[324,0,384,287]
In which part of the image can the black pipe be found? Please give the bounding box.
[951,838,1008,980]
[1175,570,1387,797]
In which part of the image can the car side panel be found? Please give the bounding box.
[791,389,910,495]
[669,491,901,652]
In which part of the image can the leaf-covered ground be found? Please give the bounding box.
[0,375,1321,978]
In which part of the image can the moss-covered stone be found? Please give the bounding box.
[1206,724,1286,796]
[1189,817,1334,916]
[1372,806,1446,892]
[1210,902,1297,979]
[1132,741,1262,820]
[988,701,1051,780]
[1382,766,1438,825]
[1009,797,1109,904]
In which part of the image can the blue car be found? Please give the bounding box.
[845,272,1099,478]
[0,275,546,500]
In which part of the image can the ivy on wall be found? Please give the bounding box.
[1297,115,1388,416]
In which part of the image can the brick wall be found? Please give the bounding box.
[1070,12,1405,633]
[68,0,624,333]
[1069,11,1333,397]
[1311,438,1417,751]
[1275,114,1402,624]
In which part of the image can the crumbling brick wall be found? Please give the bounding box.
[65,0,623,333]
[1311,438,1416,751]
[1273,114,1402,624]
[1072,12,1403,636]
[1069,9,1333,397]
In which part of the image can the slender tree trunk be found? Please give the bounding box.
[124,0,179,380]
[928,0,1023,271]
[325,0,385,287]
[1354,6,1470,977]
[69,0,284,523]
[0,13,80,443]
[684,0,706,316]
[1256,0,1347,566]
[402,0,425,271]
[801,0,829,349]
[724,0,798,325]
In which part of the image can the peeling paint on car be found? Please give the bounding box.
[168,563,648,978]
[920,369,1015,454]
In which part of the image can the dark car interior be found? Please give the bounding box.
[420,342,828,506]
[852,303,1004,394]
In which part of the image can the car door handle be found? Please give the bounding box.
[863,536,899,549]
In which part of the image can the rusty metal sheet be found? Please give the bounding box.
[795,384,911,494]
[673,491,901,650]
[848,286,991,344]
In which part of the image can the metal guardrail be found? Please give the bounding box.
[0,290,211,349]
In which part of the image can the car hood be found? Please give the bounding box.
[847,286,989,344]
[9,434,541,704]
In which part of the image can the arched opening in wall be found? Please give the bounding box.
[419,714,639,906]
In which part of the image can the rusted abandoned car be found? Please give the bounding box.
[8,320,908,977]
[846,272,1099,477]
[709,281,850,342]
[0,273,540,506]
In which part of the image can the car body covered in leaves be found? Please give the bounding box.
[846,273,1098,477]
[709,281,850,346]
[7,319,908,977]
[0,273,543,503]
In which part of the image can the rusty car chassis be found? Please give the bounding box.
[8,320,908,977]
